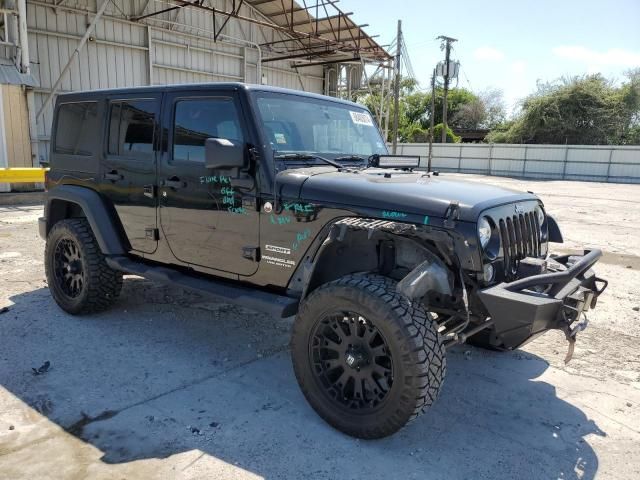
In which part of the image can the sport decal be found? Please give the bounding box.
[265,244,291,255]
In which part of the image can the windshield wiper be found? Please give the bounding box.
[274,153,344,169]
[334,155,367,162]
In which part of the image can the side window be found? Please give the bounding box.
[108,99,156,158]
[54,102,99,156]
[173,97,244,163]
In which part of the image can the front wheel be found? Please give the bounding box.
[45,218,123,314]
[291,274,446,439]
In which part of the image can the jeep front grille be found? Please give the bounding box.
[498,211,541,277]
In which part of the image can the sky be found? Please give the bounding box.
[338,0,640,114]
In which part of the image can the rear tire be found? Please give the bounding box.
[45,218,122,314]
[291,274,446,439]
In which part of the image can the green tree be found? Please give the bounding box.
[429,87,479,128]
[486,73,640,144]
[354,79,482,143]
[430,123,461,143]
[627,125,640,144]
[452,98,485,129]
[479,88,507,128]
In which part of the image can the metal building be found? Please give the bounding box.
[0,0,391,190]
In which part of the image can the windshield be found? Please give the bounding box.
[253,92,387,160]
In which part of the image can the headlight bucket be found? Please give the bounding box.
[535,206,545,226]
[478,216,500,260]
[478,216,492,248]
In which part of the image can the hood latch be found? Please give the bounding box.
[443,201,460,228]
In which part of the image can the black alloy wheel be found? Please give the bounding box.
[45,218,123,314]
[291,274,446,439]
[310,311,393,411]
[53,238,85,299]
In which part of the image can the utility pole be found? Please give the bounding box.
[428,68,435,172]
[437,35,457,143]
[391,19,402,154]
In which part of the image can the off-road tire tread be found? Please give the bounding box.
[45,218,122,314]
[291,273,446,439]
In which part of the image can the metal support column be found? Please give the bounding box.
[561,144,569,180]
[16,0,40,166]
[605,147,614,182]
[0,91,9,192]
[488,143,494,175]
[147,26,155,85]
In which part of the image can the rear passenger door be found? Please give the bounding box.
[101,94,161,254]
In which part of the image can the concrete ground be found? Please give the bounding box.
[0,175,639,480]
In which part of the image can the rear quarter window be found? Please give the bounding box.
[54,102,99,156]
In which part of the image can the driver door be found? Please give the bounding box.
[158,92,259,276]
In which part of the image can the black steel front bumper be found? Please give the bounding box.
[477,249,607,349]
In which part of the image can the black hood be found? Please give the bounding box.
[277,167,538,222]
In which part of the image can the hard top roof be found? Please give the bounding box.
[57,82,366,109]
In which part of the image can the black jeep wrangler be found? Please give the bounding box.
[40,83,606,439]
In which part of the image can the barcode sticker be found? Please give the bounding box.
[349,110,374,126]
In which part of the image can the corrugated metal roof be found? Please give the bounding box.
[133,1,391,65]
[246,0,391,63]
[0,64,38,87]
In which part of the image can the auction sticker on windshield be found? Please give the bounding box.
[349,110,374,126]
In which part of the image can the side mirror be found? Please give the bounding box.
[204,138,246,169]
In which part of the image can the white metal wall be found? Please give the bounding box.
[16,0,325,162]
[395,143,640,184]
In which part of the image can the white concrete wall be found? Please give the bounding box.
[8,0,325,163]
[395,143,640,184]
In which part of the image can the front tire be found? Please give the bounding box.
[45,218,122,314]
[291,274,446,439]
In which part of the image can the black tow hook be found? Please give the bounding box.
[562,314,589,364]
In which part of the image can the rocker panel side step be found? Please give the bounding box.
[105,256,299,318]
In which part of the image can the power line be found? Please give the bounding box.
[461,67,474,92]
[401,41,416,81]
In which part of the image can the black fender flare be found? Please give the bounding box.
[287,217,456,300]
[547,214,564,243]
[44,185,127,255]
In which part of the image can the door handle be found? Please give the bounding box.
[163,177,185,189]
[104,171,122,181]
[143,184,156,198]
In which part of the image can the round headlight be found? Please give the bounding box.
[478,216,492,248]
[535,206,545,225]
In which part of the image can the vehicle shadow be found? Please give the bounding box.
[1,278,605,480]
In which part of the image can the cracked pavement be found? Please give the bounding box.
[1,175,639,479]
